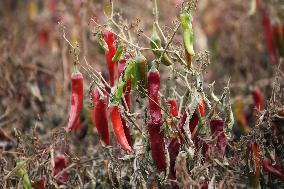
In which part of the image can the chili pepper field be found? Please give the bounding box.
[0,0,284,188]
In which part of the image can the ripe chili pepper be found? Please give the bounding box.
[272,23,284,58]
[148,121,167,172]
[118,53,132,145]
[180,11,195,68]
[135,52,148,97]
[168,98,205,179]
[109,105,132,152]
[263,156,284,182]
[209,118,227,156]
[198,99,206,117]
[65,70,83,132]
[247,142,260,188]
[168,98,179,118]
[251,87,264,111]
[168,138,180,179]
[148,64,162,124]
[33,178,46,189]
[103,30,116,86]
[53,154,69,184]
[262,13,278,64]
[147,64,167,172]
[93,86,109,145]
[150,25,173,66]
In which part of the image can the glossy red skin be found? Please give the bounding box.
[109,105,132,152]
[117,54,132,145]
[209,119,227,155]
[148,69,162,124]
[251,87,264,111]
[66,72,83,132]
[93,87,109,145]
[148,121,167,172]
[53,154,69,184]
[103,31,116,86]
[262,14,278,64]
[263,157,284,181]
[168,98,179,117]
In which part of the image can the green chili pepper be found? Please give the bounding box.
[115,60,136,101]
[150,25,173,66]
[97,32,109,52]
[112,44,124,62]
[16,161,32,189]
[180,12,195,68]
[135,52,148,97]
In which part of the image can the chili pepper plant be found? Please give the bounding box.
[1,0,284,188]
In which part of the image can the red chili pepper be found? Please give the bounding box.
[117,53,132,146]
[262,13,278,64]
[167,97,180,179]
[209,118,227,156]
[247,142,260,188]
[168,138,180,179]
[263,156,284,182]
[147,65,166,172]
[109,105,132,152]
[53,154,69,185]
[103,31,116,86]
[251,87,264,111]
[93,86,109,145]
[148,121,167,172]
[272,23,284,58]
[65,71,83,132]
[168,98,206,179]
[33,178,46,189]
[168,98,179,118]
[148,65,162,124]
[198,99,206,117]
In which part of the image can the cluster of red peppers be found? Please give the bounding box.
[256,0,284,64]
[234,86,284,187]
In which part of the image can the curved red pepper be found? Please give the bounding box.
[263,157,284,182]
[65,71,83,132]
[148,121,167,172]
[147,65,166,172]
[251,87,264,111]
[103,31,116,86]
[109,105,132,152]
[209,118,227,156]
[93,86,109,145]
[168,98,179,118]
[148,66,162,124]
[117,53,132,146]
[262,13,278,64]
